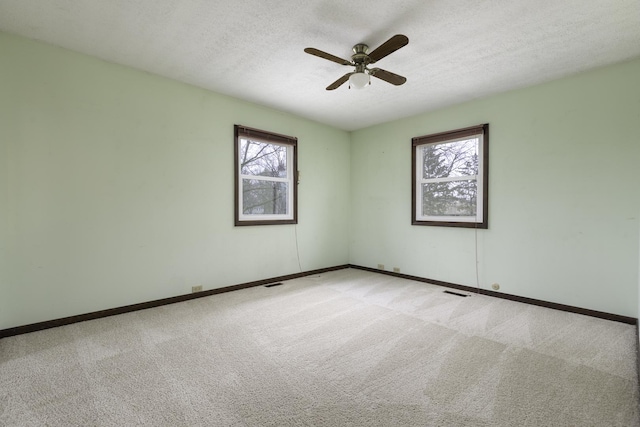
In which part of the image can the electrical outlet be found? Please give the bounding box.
[491,283,500,290]
[377,264,385,270]
[393,267,400,273]
[192,285,203,293]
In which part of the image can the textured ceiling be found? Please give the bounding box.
[1,0,639,131]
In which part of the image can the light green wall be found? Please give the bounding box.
[0,41,10,329]
[351,58,640,317]
[0,33,351,330]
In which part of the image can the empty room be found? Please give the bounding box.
[1,0,640,425]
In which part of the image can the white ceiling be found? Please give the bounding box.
[1,0,639,131]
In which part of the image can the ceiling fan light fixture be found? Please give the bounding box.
[349,72,370,89]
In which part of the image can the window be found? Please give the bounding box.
[412,124,488,228]
[234,125,298,226]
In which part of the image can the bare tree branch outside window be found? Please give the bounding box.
[240,140,288,215]
[421,139,478,217]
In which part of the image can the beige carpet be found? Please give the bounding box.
[0,268,638,426]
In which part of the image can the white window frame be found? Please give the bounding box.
[412,124,489,228]
[234,125,298,226]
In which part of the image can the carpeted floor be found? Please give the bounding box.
[1,268,638,426]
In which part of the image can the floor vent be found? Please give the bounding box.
[265,282,283,288]
[444,290,469,297]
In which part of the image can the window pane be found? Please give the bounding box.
[240,139,288,178]
[242,179,288,215]
[422,180,477,217]
[422,138,479,179]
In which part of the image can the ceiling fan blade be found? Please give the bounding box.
[368,34,409,63]
[370,68,407,86]
[326,73,352,90]
[304,48,352,66]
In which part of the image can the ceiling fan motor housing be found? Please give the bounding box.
[351,44,371,75]
[352,44,371,68]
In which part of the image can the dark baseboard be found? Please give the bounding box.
[349,264,638,325]
[0,264,350,339]
[2,263,635,339]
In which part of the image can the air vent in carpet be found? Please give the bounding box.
[443,290,469,297]
[265,283,283,288]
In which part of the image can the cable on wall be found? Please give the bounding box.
[474,223,481,294]
[294,224,303,273]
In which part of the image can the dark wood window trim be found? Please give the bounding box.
[234,125,298,226]
[412,123,489,228]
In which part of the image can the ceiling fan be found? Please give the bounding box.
[304,34,408,90]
